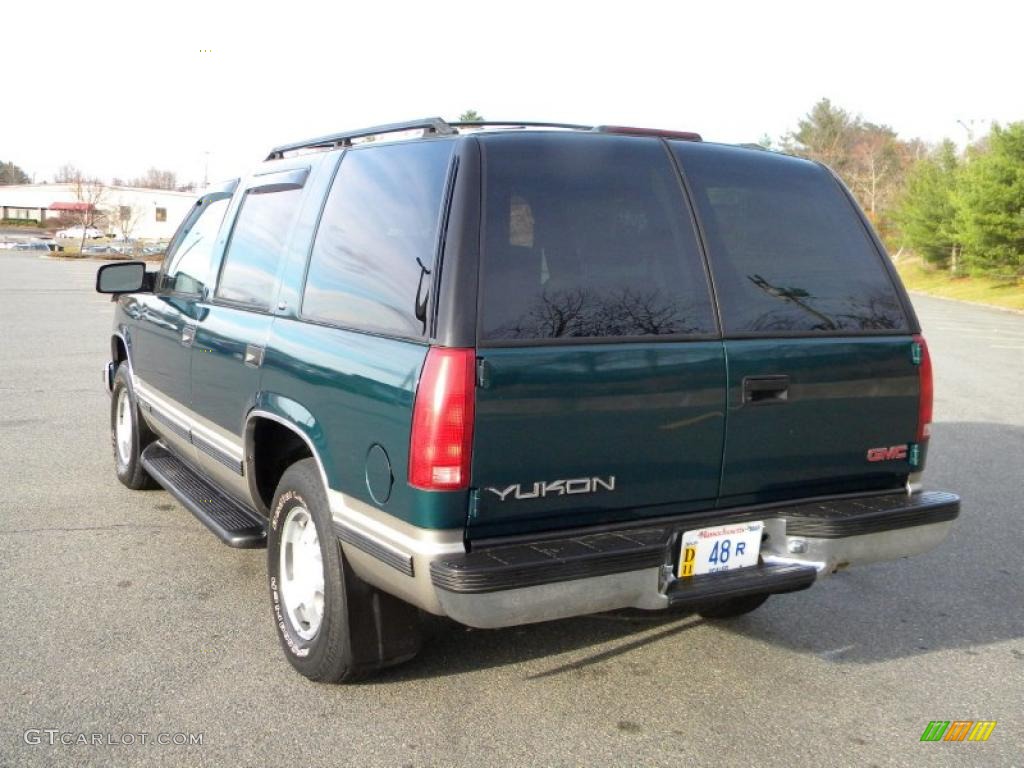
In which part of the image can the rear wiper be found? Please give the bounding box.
[414,257,432,332]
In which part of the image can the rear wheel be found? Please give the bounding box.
[698,593,770,619]
[110,365,157,490]
[267,458,421,682]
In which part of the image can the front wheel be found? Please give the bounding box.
[110,365,157,490]
[267,458,421,682]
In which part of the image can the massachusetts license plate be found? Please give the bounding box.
[678,521,764,578]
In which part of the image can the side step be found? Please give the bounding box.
[141,442,267,548]
[665,563,817,609]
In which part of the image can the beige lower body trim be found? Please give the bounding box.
[328,490,464,615]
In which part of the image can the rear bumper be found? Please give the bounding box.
[428,490,959,628]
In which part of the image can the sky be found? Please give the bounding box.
[3,0,1022,186]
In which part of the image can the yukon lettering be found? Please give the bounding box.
[486,476,616,501]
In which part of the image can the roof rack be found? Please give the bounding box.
[266,117,456,160]
[454,122,701,141]
[266,118,703,160]
[450,121,594,131]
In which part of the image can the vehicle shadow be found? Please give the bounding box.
[714,420,1024,665]
[376,609,706,683]
[377,420,1022,681]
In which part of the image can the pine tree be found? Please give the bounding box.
[954,123,1024,277]
[894,140,960,268]
[0,160,30,185]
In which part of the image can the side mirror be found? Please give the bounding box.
[96,261,152,294]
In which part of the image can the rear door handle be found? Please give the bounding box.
[181,324,196,347]
[743,375,790,405]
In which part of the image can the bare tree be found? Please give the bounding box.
[72,176,108,252]
[111,200,146,242]
[55,164,83,183]
[130,168,178,190]
[847,126,903,221]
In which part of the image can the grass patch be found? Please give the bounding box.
[895,257,1024,312]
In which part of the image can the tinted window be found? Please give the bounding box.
[673,143,908,334]
[479,134,715,341]
[160,197,229,295]
[217,187,303,309]
[302,140,454,336]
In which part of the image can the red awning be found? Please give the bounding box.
[50,202,94,212]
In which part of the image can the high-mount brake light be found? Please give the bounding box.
[595,125,703,141]
[408,348,476,491]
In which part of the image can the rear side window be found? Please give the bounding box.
[216,186,303,309]
[302,140,455,337]
[672,143,909,335]
[479,134,715,341]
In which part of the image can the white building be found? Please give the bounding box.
[0,183,195,241]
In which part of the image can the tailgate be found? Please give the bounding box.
[719,337,919,504]
[470,344,726,538]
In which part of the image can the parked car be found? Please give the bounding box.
[13,240,63,251]
[141,243,166,257]
[83,243,134,256]
[56,226,104,239]
[96,118,959,683]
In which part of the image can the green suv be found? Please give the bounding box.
[97,118,959,682]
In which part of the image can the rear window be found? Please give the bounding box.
[217,187,303,309]
[479,134,715,342]
[672,143,909,335]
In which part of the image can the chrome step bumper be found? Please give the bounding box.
[423,490,959,628]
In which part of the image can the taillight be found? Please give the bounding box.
[408,347,476,491]
[913,334,933,441]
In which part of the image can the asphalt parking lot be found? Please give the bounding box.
[1,251,1021,767]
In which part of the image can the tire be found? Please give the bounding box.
[697,593,770,620]
[110,364,158,490]
[267,458,421,682]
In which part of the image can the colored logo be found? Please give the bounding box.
[920,721,997,742]
[867,444,908,462]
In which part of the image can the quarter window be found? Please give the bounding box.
[217,186,303,309]
[302,140,454,336]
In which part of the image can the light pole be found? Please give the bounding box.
[956,119,974,146]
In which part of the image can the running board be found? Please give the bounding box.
[141,442,267,548]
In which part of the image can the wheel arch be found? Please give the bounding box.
[245,404,331,516]
[111,330,130,369]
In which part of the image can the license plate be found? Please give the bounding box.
[678,521,763,578]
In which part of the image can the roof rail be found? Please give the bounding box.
[266,117,456,160]
[450,121,594,131]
